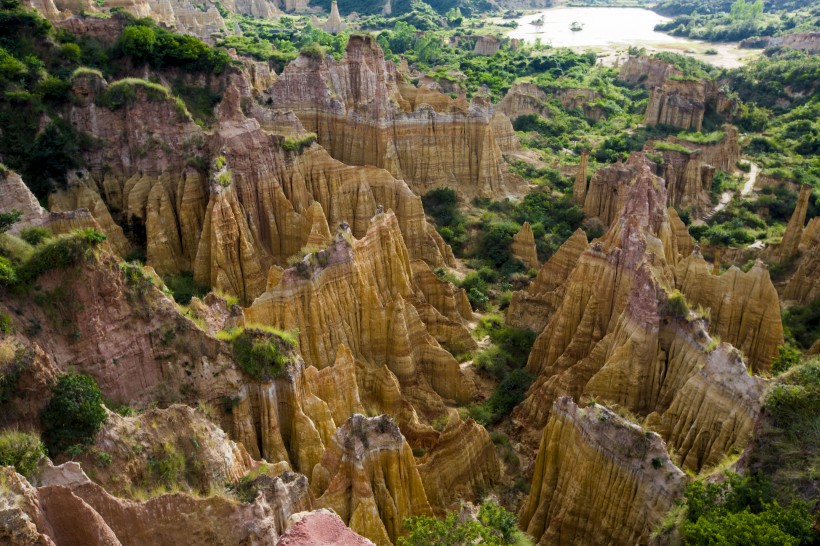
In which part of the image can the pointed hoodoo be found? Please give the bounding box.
[323,0,345,34]
[511,221,540,270]
[779,183,812,262]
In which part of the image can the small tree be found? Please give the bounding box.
[41,373,107,456]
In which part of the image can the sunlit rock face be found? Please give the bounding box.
[511,155,773,477]
[520,397,687,546]
[265,35,525,199]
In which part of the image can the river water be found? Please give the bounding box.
[503,7,758,68]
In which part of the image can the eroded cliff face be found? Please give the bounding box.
[784,216,820,304]
[50,64,452,303]
[1,463,280,546]
[264,36,525,199]
[619,56,682,89]
[76,405,255,497]
[644,79,707,131]
[511,222,539,270]
[310,414,431,546]
[497,82,550,121]
[246,213,474,415]
[511,156,772,476]
[674,254,783,373]
[520,397,686,546]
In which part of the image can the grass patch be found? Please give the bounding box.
[676,130,726,145]
[0,429,45,480]
[218,325,296,381]
[653,140,695,154]
[281,133,317,153]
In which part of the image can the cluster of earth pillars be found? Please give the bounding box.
[1,2,818,546]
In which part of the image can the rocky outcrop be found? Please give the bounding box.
[674,254,783,373]
[783,216,820,304]
[1,463,279,546]
[321,0,345,34]
[670,125,740,172]
[520,397,686,546]
[0,169,46,234]
[511,222,539,270]
[265,36,524,199]
[473,35,501,56]
[644,78,707,131]
[766,31,820,53]
[555,87,605,121]
[246,213,473,415]
[650,144,714,215]
[507,228,588,333]
[619,56,682,89]
[512,157,771,475]
[583,154,649,226]
[573,151,588,203]
[778,183,812,262]
[62,68,451,303]
[310,414,431,546]
[497,82,549,121]
[278,510,376,546]
[417,415,500,512]
[76,405,255,497]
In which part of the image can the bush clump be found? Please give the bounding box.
[98,78,171,109]
[15,228,106,285]
[681,472,816,546]
[664,289,690,319]
[19,226,50,246]
[162,271,207,305]
[399,500,526,546]
[219,326,296,381]
[0,429,45,479]
[281,133,317,153]
[41,372,107,456]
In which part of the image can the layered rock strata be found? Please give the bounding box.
[1,463,280,546]
[54,65,452,303]
[511,156,773,474]
[497,82,550,121]
[520,397,686,546]
[310,414,431,546]
[511,222,539,270]
[264,35,524,199]
[644,79,707,131]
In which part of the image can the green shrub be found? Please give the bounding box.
[681,472,815,546]
[0,347,30,403]
[41,372,107,455]
[399,500,528,546]
[0,209,22,233]
[0,312,11,334]
[300,43,325,60]
[664,289,690,319]
[771,343,802,375]
[19,226,50,246]
[0,429,45,479]
[782,300,820,350]
[0,255,16,285]
[16,228,106,284]
[149,441,185,488]
[98,78,171,109]
[220,326,295,381]
[281,133,317,153]
[162,271,207,305]
[653,141,695,154]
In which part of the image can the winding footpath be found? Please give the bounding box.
[701,161,759,222]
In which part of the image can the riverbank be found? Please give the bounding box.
[498,6,761,68]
